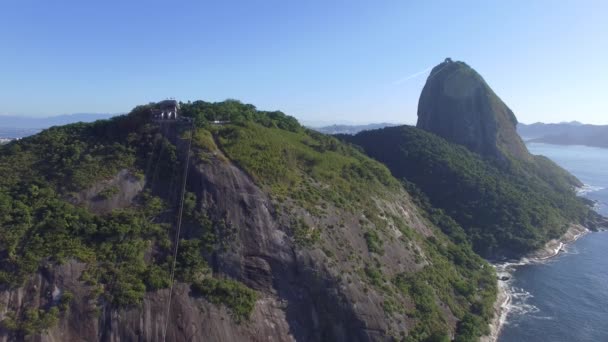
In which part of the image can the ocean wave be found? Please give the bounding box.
[489,227,591,339]
[593,201,606,212]
[494,256,553,273]
[500,285,539,327]
[576,184,605,195]
[494,258,531,271]
[530,315,555,320]
[562,245,580,255]
[592,199,606,210]
[492,240,577,329]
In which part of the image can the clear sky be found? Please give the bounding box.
[1,0,606,125]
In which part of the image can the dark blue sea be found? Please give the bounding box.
[498,143,608,342]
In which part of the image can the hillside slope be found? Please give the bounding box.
[0,101,496,341]
[344,125,601,258]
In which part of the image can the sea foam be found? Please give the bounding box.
[576,184,605,195]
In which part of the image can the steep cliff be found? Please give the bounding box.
[0,101,496,341]
[417,59,529,162]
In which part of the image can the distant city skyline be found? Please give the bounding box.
[1,1,606,124]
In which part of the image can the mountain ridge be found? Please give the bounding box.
[311,123,402,135]
[518,122,608,148]
[0,113,116,131]
[0,100,496,341]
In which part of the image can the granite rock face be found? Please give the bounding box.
[417,59,530,161]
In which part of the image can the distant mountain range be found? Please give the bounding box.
[311,122,401,135]
[0,113,116,138]
[518,122,608,148]
[313,120,608,149]
[4,113,606,150]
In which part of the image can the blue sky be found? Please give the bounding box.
[1,0,606,124]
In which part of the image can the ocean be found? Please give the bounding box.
[498,143,608,342]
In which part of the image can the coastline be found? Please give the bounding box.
[529,224,589,260]
[480,224,590,342]
[479,278,510,342]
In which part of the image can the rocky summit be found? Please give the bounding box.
[417,59,529,162]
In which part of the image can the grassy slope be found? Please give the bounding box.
[183,100,496,341]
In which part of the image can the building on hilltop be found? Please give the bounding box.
[152,99,179,120]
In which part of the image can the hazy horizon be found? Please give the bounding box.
[1,111,604,128]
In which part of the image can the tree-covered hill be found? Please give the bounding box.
[0,100,496,341]
[343,125,597,258]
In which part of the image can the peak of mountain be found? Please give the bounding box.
[417,60,529,161]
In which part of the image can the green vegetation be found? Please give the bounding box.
[180,100,400,256]
[1,290,74,336]
[394,233,496,341]
[97,185,120,199]
[0,123,137,193]
[192,128,218,152]
[345,125,591,257]
[191,277,258,322]
[384,204,496,342]
[0,183,170,307]
[59,291,74,311]
[293,218,321,247]
[179,100,497,340]
[354,211,496,341]
[1,307,60,336]
[180,99,300,132]
[364,230,384,254]
[176,238,209,282]
[0,100,498,340]
[179,100,397,211]
[0,107,255,327]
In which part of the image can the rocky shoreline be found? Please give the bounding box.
[480,224,590,342]
[530,224,589,260]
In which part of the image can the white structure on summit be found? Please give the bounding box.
[153,99,179,120]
